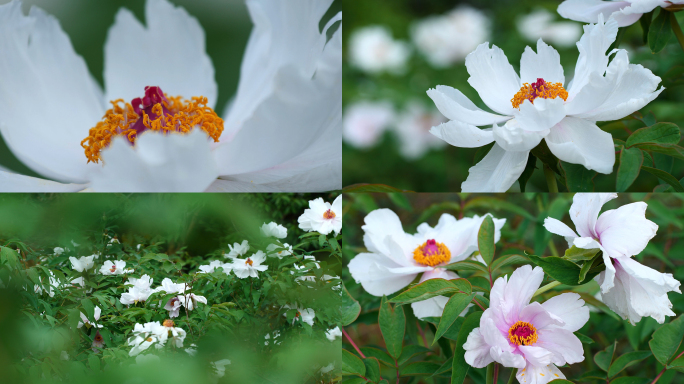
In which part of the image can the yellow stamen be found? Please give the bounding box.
[413,240,451,267]
[323,209,336,219]
[511,79,568,109]
[508,321,538,346]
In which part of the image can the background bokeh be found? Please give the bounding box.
[342,193,684,383]
[0,0,341,179]
[342,0,684,192]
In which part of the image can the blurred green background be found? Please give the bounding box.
[342,192,684,383]
[342,0,684,192]
[0,0,341,179]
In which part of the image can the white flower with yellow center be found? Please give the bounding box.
[100,260,132,275]
[558,0,684,27]
[348,209,505,319]
[0,0,341,192]
[298,195,342,235]
[260,223,287,239]
[69,255,95,272]
[225,240,250,259]
[427,15,663,192]
[231,250,268,278]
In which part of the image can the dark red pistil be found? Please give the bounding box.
[423,239,439,256]
[513,325,534,339]
[528,78,546,99]
[127,86,174,142]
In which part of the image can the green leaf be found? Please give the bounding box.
[548,380,574,384]
[342,349,366,377]
[527,255,604,285]
[641,166,684,192]
[318,234,326,247]
[87,355,100,371]
[531,140,561,174]
[379,296,405,360]
[561,161,597,192]
[648,8,672,53]
[641,11,653,43]
[464,197,536,221]
[667,356,684,372]
[389,278,471,305]
[626,122,681,147]
[442,260,488,274]
[595,341,616,372]
[633,143,684,160]
[361,347,395,367]
[397,345,432,365]
[611,377,651,384]
[363,357,381,382]
[608,351,652,378]
[649,316,684,365]
[489,254,530,272]
[451,312,482,384]
[388,193,412,211]
[478,216,496,266]
[575,332,594,344]
[518,153,538,192]
[341,284,361,326]
[563,246,600,263]
[616,147,643,192]
[342,183,410,193]
[433,293,476,344]
[400,361,441,376]
[0,246,20,269]
[432,357,453,377]
[81,298,95,321]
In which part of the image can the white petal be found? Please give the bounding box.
[493,119,547,152]
[430,121,495,148]
[517,361,565,384]
[0,2,103,183]
[568,193,617,238]
[104,0,217,108]
[619,0,670,15]
[465,43,521,116]
[514,97,567,132]
[595,250,618,293]
[361,209,414,264]
[545,117,615,174]
[480,315,525,368]
[541,293,589,332]
[426,85,509,126]
[490,265,545,325]
[558,0,640,27]
[461,144,528,193]
[347,253,427,296]
[411,295,450,320]
[223,0,336,138]
[519,39,564,85]
[571,50,664,122]
[89,130,219,192]
[596,202,658,258]
[519,302,565,330]
[567,14,619,98]
[518,345,555,367]
[463,328,494,368]
[0,170,87,192]
[543,217,578,247]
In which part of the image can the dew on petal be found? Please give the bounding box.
[511,78,567,109]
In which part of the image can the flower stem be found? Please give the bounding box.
[342,328,366,358]
[543,164,558,193]
[533,281,561,298]
[670,11,684,53]
[507,369,517,384]
[652,349,684,383]
[486,363,495,384]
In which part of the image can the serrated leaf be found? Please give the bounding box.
[452,312,482,384]
[379,296,405,360]
[617,147,643,192]
[649,316,684,365]
[433,293,476,345]
[478,216,496,266]
[608,351,652,378]
[648,8,672,53]
[389,278,471,305]
[342,349,366,377]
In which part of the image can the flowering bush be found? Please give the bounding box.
[342,193,684,384]
[0,193,342,384]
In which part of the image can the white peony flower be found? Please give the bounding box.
[127,320,186,356]
[393,102,447,160]
[121,274,154,305]
[348,209,505,319]
[54,247,65,255]
[70,277,85,288]
[298,195,342,235]
[164,297,183,318]
[100,260,132,275]
[284,304,315,326]
[545,193,681,324]
[198,260,224,273]
[343,101,395,149]
[225,240,250,259]
[325,326,342,341]
[34,271,59,297]
[411,6,490,68]
[348,25,411,74]
[69,255,95,272]
[231,251,269,278]
[181,293,208,311]
[517,9,583,48]
[558,0,684,27]
[266,243,293,259]
[77,306,103,328]
[154,277,186,294]
[0,0,341,192]
[260,222,287,239]
[427,15,663,192]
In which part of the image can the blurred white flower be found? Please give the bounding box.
[260,222,287,239]
[185,344,197,356]
[349,25,411,74]
[154,277,186,294]
[70,277,85,288]
[284,304,315,326]
[264,331,281,346]
[69,255,95,272]
[0,0,341,192]
[127,320,186,356]
[225,240,250,258]
[182,293,208,311]
[100,260,132,275]
[78,306,103,328]
[164,297,183,318]
[394,102,447,160]
[232,251,268,278]
[343,101,395,149]
[298,195,342,235]
[266,243,293,259]
[198,260,224,273]
[54,247,64,255]
[517,9,582,48]
[325,326,342,341]
[319,362,335,374]
[558,0,684,27]
[60,351,69,360]
[121,274,154,305]
[411,6,490,68]
[34,271,59,297]
[212,359,232,378]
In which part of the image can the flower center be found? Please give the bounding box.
[245,258,253,266]
[296,311,301,318]
[511,78,568,109]
[110,265,117,272]
[323,209,336,219]
[145,337,153,342]
[413,239,451,267]
[81,86,224,163]
[508,321,538,346]
[163,319,175,328]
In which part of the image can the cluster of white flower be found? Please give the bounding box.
[127,320,187,356]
